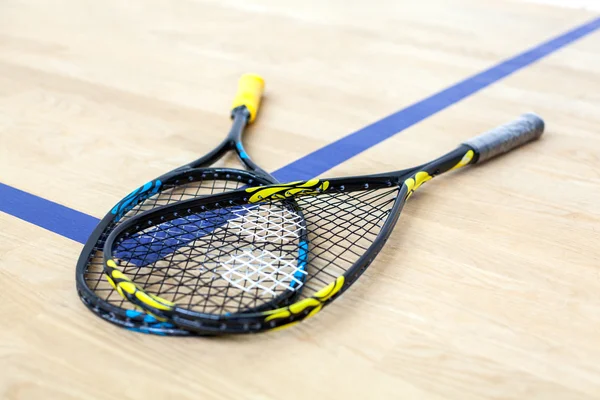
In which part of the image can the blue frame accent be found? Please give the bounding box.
[236,142,249,159]
[111,180,162,222]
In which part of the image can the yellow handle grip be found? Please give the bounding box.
[231,73,265,123]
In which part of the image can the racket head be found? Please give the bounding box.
[101,158,461,334]
[76,167,277,335]
[76,73,278,335]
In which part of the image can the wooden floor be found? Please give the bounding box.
[1,1,599,399]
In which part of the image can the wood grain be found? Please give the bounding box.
[1,0,599,399]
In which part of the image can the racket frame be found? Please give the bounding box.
[102,112,544,335]
[101,146,471,334]
[76,103,280,335]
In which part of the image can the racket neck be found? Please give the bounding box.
[184,107,249,170]
[185,137,232,170]
[229,106,274,182]
[417,145,475,179]
[325,145,474,190]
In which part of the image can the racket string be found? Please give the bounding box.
[107,186,401,316]
[297,188,397,289]
[83,177,249,311]
[113,203,306,314]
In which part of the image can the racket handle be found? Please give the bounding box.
[463,113,545,163]
[231,73,265,123]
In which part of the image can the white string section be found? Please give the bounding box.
[227,205,305,242]
[218,204,308,296]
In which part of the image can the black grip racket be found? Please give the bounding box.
[75,73,304,335]
[101,113,545,335]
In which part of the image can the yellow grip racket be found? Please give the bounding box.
[231,73,265,123]
[231,73,265,122]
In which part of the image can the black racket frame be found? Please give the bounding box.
[76,106,282,335]
[102,145,471,335]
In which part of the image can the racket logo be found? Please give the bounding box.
[262,276,345,328]
[404,150,474,199]
[105,259,175,313]
[111,180,162,221]
[245,179,330,203]
[124,310,176,334]
[403,171,432,200]
[450,149,475,171]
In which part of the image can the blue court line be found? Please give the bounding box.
[1,16,599,244]
[272,16,600,183]
[0,183,99,244]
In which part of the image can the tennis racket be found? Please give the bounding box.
[75,73,299,335]
[102,112,545,335]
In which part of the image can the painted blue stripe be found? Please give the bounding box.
[272,16,600,183]
[0,182,99,243]
[1,16,598,242]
